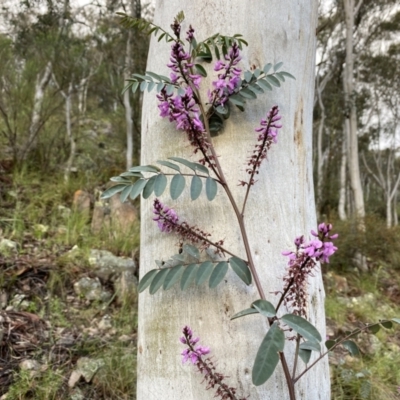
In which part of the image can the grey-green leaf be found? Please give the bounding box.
[248,84,264,95]
[183,244,200,260]
[157,160,181,172]
[239,88,257,99]
[263,63,272,74]
[101,184,127,199]
[298,349,312,364]
[195,64,207,77]
[229,95,245,106]
[252,299,276,318]
[168,157,197,171]
[120,184,133,203]
[244,70,253,82]
[154,174,167,196]
[190,175,202,200]
[149,268,170,294]
[265,74,281,87]
[138,269,159,293]
[257,79,273,91]
[129,179,148,200]
[252,322,285,386]
[110,176,131,183]
[180,264,198,290]
[279,71,296,80]
[392,318,400,325]
[163,265,184,290]
[129,165,160,173]
[196,261,214,285]
[170,174,185,199]
[231,307,259,320]
[342,340,360,356]
[206,177,218,201]
[325,340,336,350]
[299,341,321,352]
[209,261,228,288]
[229,256,252,285]
[273,61,283,72]
[142,175,157,199]
[281,314,322,343]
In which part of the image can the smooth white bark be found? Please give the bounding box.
[343,0,365,221]
[138,2,329,399]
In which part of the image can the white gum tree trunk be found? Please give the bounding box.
[138,1,329,399]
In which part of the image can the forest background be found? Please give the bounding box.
[0,0,400,399]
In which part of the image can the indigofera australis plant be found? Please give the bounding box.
[102,11,400,400]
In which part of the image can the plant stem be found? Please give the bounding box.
[196,89,296,400]
[292,335,301,379]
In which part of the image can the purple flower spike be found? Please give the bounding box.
[209,42,242,106]
[280,223,338,316]
[153,199,179,233]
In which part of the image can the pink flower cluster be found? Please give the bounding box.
[279,223,338,316]
[180,326,210,364]
[209,43,242,106]
[283,223,338,265]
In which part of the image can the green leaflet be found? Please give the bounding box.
[180,264,198,290]
[209,261,228,288]
[170,174,185,199]
[154,174,167,196]
[196,261,214,285]
[229,256,252,285]
[190,175,202,200]
[252,322,285,386]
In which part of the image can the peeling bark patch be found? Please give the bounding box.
[139,345,143,354]
[294,101,304,147]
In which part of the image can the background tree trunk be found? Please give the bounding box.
[137,1,329,399]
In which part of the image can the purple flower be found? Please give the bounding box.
[242,106,281,186]
[280,223,338,316]
[210,42,242,106]
[186,25,195,43]
[153,199,179,233]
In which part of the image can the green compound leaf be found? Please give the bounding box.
[229,256,252,285]
[149,268,170,294]
[138,269,159,293]
[195,64,207,77]
[183,244,200,260]
[147,81,156,92]
[129,165,160,173]
[209,261,229,288]
[142,175,157,199]
[163,265,184,290]
[281,314,322,343]
[120,171,143,178]
[140,80,147,91]
[257,79,273,91]
[342,340,360,356]
[252,322,285,386]
[196,261,214,285]
[206,177,218,201]
[120,184,133,203]
[325,339,336,350]
[157,160,181,172]
[131,81,139,93]
[392,318,400,325]
[299,340,321,352]
[231,307,259,320]
[154,174,167,196]
[381,320,393,329]
[252,299,276,318]
[129,179,148,200]
[298,349,312,364]
[180,264,198,290]
[190,175,203,200]
[101,184,127,199]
